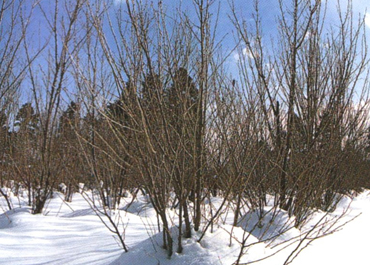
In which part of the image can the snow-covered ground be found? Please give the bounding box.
[0,190,369,264]
[293,192,370,265]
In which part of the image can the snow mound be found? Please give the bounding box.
[238,207,300,243]
[112,225,265,265]
[122,196,156,217]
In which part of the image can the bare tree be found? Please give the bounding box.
[229,0,369,263]
[20,0,86,214]
[0,0,36,210]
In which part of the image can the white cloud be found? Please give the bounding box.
[233,47,255,62]
[243,47,254,59]
[365,13,370,28]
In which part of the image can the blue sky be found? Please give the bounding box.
[23,0,370,65]
[113,0,370,42]
[108,0,370,80]
[14,0,370,103]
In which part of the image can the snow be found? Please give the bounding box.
[292,192,370,265]
[0,190,369,264]
[0,193,122,265]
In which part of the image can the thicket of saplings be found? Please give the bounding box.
[0,0,370,262]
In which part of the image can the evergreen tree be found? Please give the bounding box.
[15,103,38,133]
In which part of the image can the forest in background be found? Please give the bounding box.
[1,0,370,262]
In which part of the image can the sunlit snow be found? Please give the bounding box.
[0,189,369,264]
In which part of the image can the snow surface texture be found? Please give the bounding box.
[0,190,369,264]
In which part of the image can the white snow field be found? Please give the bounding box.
[0,190,369,265]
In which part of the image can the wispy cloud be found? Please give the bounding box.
[113,0,127,5]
